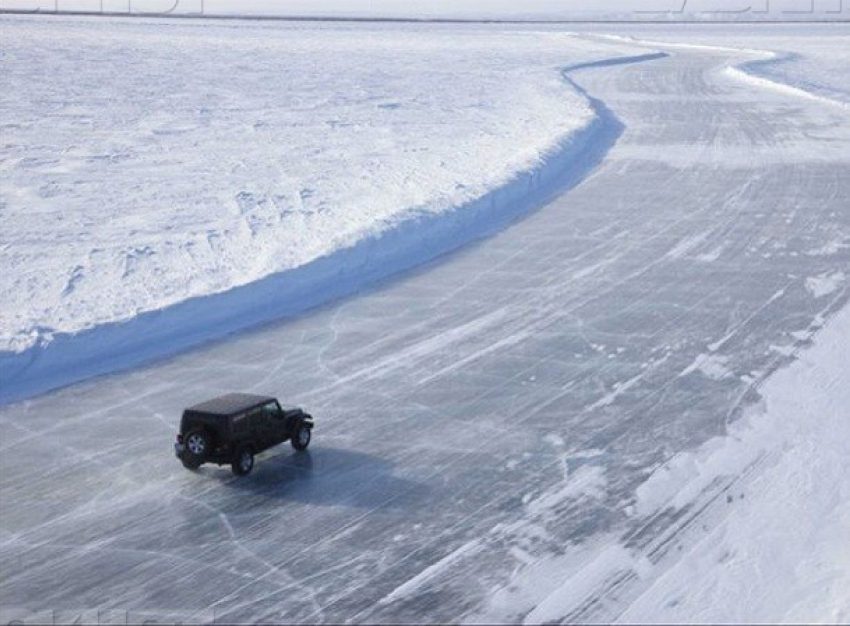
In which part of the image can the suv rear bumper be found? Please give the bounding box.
[175,442,233,465]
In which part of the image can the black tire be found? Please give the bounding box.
[291,423,311,451]
[231,446,255,476]
[181,457,202,471]
[184,430,211,463]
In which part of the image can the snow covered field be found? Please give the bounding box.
[1,16,850,625]
[0,16,617,354]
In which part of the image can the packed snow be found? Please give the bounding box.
[1,16,631,354]
[617,303,850,623]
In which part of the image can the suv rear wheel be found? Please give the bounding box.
[291,423,311,451]
[181,457,202,471]
[231,447,255,476]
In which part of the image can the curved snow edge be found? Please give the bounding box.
[596,33,849,109]
[726,53,850,110]
[0,51,668,406]
[613,291,850,623]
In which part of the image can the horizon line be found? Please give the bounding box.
[1,8,848,24]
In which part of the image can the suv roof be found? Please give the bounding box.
[186,393,275,416]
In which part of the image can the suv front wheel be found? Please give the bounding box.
[231,447,255,476]
[291,424,311,451]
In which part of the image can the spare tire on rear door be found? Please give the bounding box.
[184,430,211,461]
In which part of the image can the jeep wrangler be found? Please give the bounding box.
[174,393,314,476]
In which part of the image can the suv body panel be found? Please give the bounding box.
[175,394,313,471]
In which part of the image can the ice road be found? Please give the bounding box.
[2,36,850,624]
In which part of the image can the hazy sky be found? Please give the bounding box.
[4,0,847,17]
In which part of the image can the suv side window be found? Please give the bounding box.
[262,401,283,420]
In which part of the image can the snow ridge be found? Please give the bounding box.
[617,301,850,623]
[0,50,667,405]
[595,33,850,110]
[734,50,850,108]
[727,51,850,110]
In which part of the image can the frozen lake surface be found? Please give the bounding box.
[2,21,850,624]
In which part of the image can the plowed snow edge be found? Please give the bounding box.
[0,51,668,406]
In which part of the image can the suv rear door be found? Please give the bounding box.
[231,411,251,446]
[244,407,269,451]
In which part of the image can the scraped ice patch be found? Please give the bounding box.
[471,539,650,625]
[790,329,813,342]
[769,343,796,357]
[523,545,638,625]
[544,433,566,447]
[567,448,605,460]
[0,17,639,353]
[708,287,786,352]
[525,466,607,518]
[588,372,645,409]
[378,539,483,606]
[469,468,614,623]
[694,246,723,263]
[382,465,608,621]
[806,239,850,257]
[590,354,669,409]
[679,353,732,381]
[805,270,845,299]
[631,424,767,518]
[665,232,709,259]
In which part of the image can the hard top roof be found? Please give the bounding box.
[186,393,276,416]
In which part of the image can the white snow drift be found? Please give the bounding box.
[1,17,637,353]
[618,303,850,624]
[593,25,850,107]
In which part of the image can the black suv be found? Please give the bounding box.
[174,393,314,476]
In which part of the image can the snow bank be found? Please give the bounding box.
[736,41,850,107]
[0,16,648,402]
[472,304,850,625]
[0,18,585,353]
[617,299,850,623]
[726,54,850,111]
[595,25,850,107]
